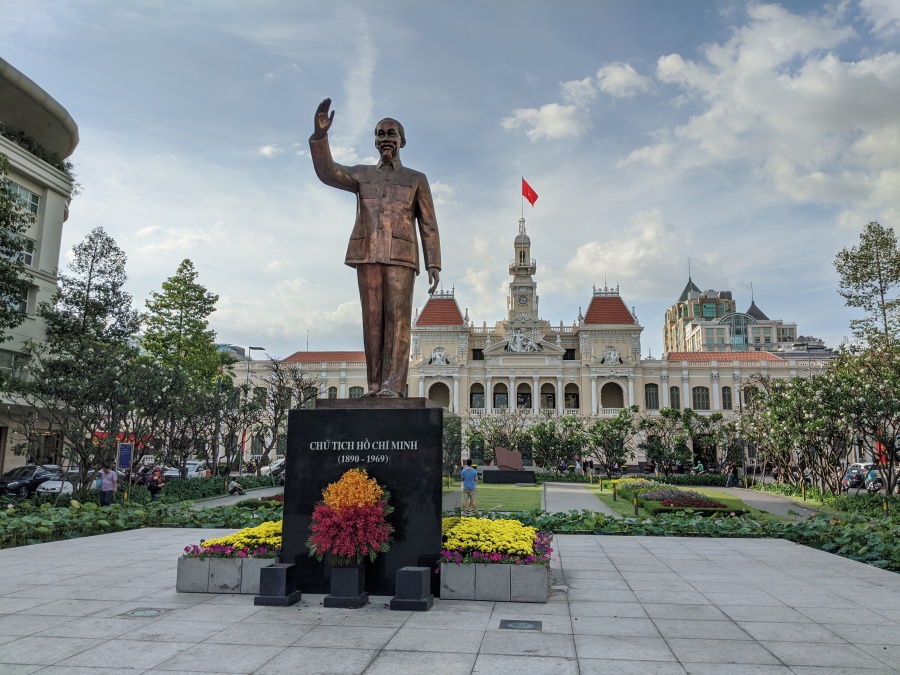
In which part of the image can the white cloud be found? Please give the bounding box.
[861,0,900,37]
[430,181,456,207]
[258,144,282,157]
[501,103,591,140]
[595,62,652,98]
[616,142,675,168]
[543,208,697,301]
[560,77,596,106]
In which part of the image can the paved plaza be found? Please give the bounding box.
[0,520,899,674]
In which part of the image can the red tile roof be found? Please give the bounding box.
[664,351,783,362]
[583,296,636,325]
[416,297,465,326]
[284,351,366,364]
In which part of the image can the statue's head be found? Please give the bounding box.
[375,118,406,160]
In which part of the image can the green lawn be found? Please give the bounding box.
[442,481,542,512]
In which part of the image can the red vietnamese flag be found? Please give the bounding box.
[522,177,539,206]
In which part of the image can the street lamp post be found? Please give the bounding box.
[240,346,265,475]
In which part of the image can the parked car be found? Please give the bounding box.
[184,460,210,479]
[0,465,63,498]
[36,479,75,496]
[841,470,865,491]
[260,458,285,477]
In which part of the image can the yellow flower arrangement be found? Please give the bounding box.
[322,468,383,513]
[184,521,283,558]
[202,521,283,550]
[443,517,537,557]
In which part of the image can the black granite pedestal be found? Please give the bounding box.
[482,470,536,484]
[279,399,443,597]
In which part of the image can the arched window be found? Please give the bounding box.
[722,386,732,411]
[669,386,681,410]
[644,383,659,410]
[519,250,525,264]
[349,386,364,399]
[327,386,337,399]
[692,386,710,410]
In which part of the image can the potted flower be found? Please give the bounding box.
[439,517,552,602]
[306,468,393,608]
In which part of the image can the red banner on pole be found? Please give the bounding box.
[522,177,538,206]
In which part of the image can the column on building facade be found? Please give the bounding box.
[590,375,597,414]
[682,374,690,408]
[486,374,493,414]
[556,376,563,415]
[532,376,539,415]
[627,374,635,407]
[712,372,720,410]
[339,375,346,399]
[453,375,459,413]
[509,373,515,411]
[661,373,669,407]
[418,375,425,398]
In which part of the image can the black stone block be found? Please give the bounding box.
[254,563,301,606]
[482,470,536,484]
[390,566,433,611]
[394,566,430,599]
[324,566,369,608]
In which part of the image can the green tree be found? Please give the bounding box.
[11,227,141,486]
[142,259,220,470]
[834,221,900,350]
[528,414,587,472]
[0,155,36,350]
[585,406,640,478]
[442,414,463,483]
[638,408,691,477]
[464,408,529,464]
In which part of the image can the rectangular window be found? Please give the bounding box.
[493,392,508,409]
[645,384,659,410]
[349,386,364,399]
[764,337,771,344]
[6,286,27,315]
[692,386,710,410]
[540,392,555,409]
[722,386,732,410]
[563,349,576,360]
[516,392,531,409]
[669,386,680,410]
[702,304,716,318]
[470,392,485,409]
[5,181,39,214]
[471,349,484,361]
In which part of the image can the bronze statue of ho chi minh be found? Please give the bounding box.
[309,98,441,398]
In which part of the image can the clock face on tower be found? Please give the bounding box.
[518,295,528,305]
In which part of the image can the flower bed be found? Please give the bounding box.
[177,521,282,594]
[439,517,552,602]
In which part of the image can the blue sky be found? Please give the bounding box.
[3,0,899,360]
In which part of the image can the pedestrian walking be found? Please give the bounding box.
[461,459,478,516]
[99,464,117,506]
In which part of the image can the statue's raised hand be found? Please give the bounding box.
[313,98,335,139]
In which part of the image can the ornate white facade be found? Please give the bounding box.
[269,217,823,420]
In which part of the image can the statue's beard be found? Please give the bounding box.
[379,145,396,162]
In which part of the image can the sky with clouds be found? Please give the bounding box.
[2,0,899,360]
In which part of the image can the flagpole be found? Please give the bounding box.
[521,176,524,218]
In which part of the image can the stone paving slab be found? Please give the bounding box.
[0,528,899,673]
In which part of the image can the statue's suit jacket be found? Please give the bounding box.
[309,136,441,275]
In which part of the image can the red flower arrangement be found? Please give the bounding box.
[306,469,393,567]
[661,497,727,509]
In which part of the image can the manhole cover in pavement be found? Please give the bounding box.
[123,608,168,618]
[499,620,542,631]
